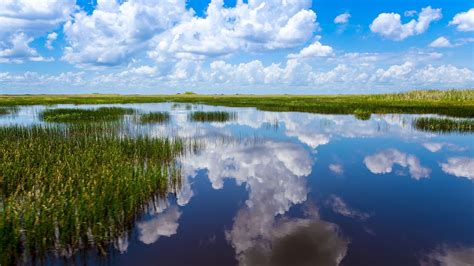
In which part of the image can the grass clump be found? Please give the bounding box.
[412,117,474,133]
[0,123,185,264]
[353,109,371,120]
[138,112,170,124]
[188,111,237,122]
[39,107,135,123]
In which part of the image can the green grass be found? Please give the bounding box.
[138,112,170,124]
[412,117,474,133]
[39,107,135,123]
[188,111,237,122]
[0,107,18,116]
[0,89,473,117]
[353,109,371,120]
[0,123,185,264]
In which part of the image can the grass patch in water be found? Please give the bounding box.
[353,109,371,120]
[0,123,185,264]
[39,107,135,123]
[138,112,170,124]
[188,111,237,122]
[412,117,474,133]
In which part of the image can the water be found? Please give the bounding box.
[1,103,473,265]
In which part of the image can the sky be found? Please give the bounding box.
[0,0,473,94]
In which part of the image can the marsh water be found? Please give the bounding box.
[1,103,473,266]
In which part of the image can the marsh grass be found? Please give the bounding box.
[353,109,371,120]
[1,90,472,118]
[189,111,237,122]
[412,117,474,133]
[39,107,135,123]
[0,106,18,116]
[138,112,170,124]
[0,123,186,264]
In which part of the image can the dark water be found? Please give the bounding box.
[2,103,473,266]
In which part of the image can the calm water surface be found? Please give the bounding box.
[1,103,473,266]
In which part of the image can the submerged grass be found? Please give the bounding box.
[0,123,185,264]
[138,112,170,124]
[188,111,237,122]
[39,107,135,123]
[0,106,18,116]
[412,117,474,133]
[1,89,473,118]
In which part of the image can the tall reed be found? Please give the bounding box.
[0,123,185,264]
[412,117,474,133]
[188,111,237,122]
[137,112,170,124]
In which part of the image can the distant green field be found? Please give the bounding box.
[1,89,473,117]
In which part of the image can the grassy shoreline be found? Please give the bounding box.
[1,89,473,117]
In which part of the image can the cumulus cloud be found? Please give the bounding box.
[422,142,465,153]
[364,149,431,180]
[449,8,474,32]
[0,0,75,62]
[429,36,453,48]
[326,195,370,220]
[0,32,52,63]
[412,64,474,84]
[329,164,344,175]
[421,246,474,266]
[45,32,58,50]
[334,13,351,24]
[370,6,442,40]
[62,0,187,67]
[137,206,181,244]
[287,36,333,58]
[62,0,318,67]
[150,0,318,61]
[440,157,474,180]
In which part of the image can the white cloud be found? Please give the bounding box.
[429,37,453,48]
[62,0,318,68]
[370,6,442,41]
[413,64,474,84]
[288,36,333,58]
[150,0,318,61]
[374,61,414,81]
[0,0,75,62]
[440,157,474,180]
[326,195,370,220]
[334,13,351,24]
[364,149,431,180]
[421,246,474,266]
[329,164,344,175]
[0,32,52,63]
[62,0,188,67]
[137,206,181,244]
[45,32,58,50]
[422,142,465,153]
[404,10,417,17]
[209,59,313,85]
[449,8,474,32]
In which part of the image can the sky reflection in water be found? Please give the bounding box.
[1,103,473,266]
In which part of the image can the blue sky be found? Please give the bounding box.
[0,0,473,94]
